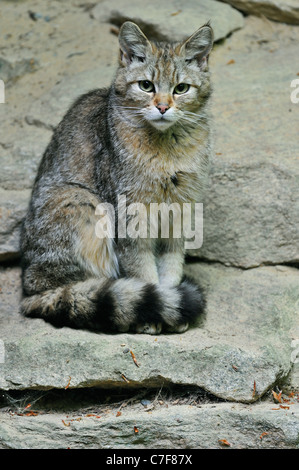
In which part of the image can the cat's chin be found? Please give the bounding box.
[148,118,175,131]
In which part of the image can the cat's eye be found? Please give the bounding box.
[173,83,190,95]
[139,80,155,93]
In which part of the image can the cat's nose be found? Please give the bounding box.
[156,103,169,115]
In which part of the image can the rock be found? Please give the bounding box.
[0,189,31,262]
[0,57,39,85]
[0,126,52,261]
[91,0,244,42]
[26,65,116,131]
[0,126,52,191]
[1,262,298,403]
[0,402,298,449]
[219,0,299,25]
[191,17,299,267]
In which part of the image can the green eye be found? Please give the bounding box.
[139,80,155,93]
[174,83,190,94]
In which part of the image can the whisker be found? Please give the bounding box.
[184,110,207,119]
[179,116,209,130]
[114,105,142,111]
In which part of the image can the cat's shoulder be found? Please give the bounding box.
[60,87,110,127]
[72,87,110,108]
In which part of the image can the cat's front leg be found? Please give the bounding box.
[118,237,159,285]
[157,239,185,288]
[117,237,162,334]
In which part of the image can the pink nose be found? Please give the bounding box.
[156,103,169,115]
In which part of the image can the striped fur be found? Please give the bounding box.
[20,22,213,334]
[21,276,205,333]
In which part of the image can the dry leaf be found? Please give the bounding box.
[219,439,231,447]
[65,376,71,390]
[25,411,38,416]
[272,390,282,403]
[62,419,70,427]
[279,405,290,410]
[130,350,140,367]
[121,374,130,383]
[226,59,235,65]
[252,381,257,398]
[116,411,122,417]
[110,26,120,36]
[171,10,182,16]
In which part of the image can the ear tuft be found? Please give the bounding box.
[118,21,152,66]
[180,23,214,69]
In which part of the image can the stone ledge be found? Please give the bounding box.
[1,401,298,449]
[1,263,298,403]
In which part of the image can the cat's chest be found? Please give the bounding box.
[126,155,202,204]
[115,121,208,204]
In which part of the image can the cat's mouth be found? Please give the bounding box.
[149,114,176,130]
[150,118,175,131]
[142,106,177,131]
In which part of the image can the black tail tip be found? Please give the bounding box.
[177,276,206,324]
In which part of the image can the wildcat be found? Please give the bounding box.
[20,21,214,334]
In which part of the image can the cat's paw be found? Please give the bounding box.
[165,322,189,334]
[136,322,162,335]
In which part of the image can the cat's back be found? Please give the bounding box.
[34,87,111,187]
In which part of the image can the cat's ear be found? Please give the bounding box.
[118,21,152,66]
[179,23,214,69]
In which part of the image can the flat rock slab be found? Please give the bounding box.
[220,0,299,25]
[0,189,31,262]
[0,57,39,85]
[0,263,298,403]
[1,402,299,449]
[0,125,52,261]
[25,66,116,131]
[91,0,244,42]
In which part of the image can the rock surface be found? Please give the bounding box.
[220,0,299,25]
[0,57,39,85]
[25,66,115,131]
[1,402,299,449]
[91,0,244,42]
[0,0,299,450]
[195,17,299,266]
[1,261,299,448]
[1,262,298,403]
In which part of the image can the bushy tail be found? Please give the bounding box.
[21,277,205,334]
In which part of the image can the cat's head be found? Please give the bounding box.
[113,21,214,131]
